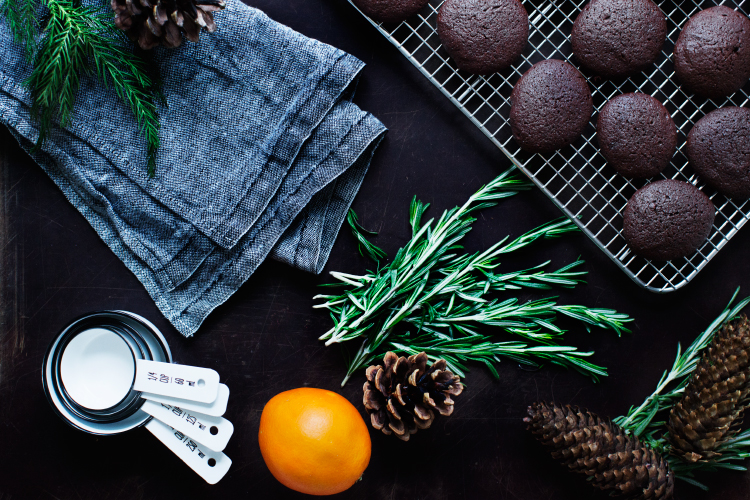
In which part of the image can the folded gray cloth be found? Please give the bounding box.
[0,0,386,336]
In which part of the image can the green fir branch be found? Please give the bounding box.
[2,0,161,174]
[85,19,161,175]
[1,0,40,60]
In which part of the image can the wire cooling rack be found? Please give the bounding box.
[349,0,750,292]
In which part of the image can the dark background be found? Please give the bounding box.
[2,0,750,498]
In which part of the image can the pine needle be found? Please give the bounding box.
[1,0,40,60]
[613,288,750,489]
[3,0,161,174]
[615,288,750,439]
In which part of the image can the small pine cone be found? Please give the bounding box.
[111,0,226,50]
[525,402,674,499]
[363,352,463,441]
[667,315,750,463]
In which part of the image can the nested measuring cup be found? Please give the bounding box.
[42,311,232,484]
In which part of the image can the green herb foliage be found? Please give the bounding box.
[614,288,750,490]
[1,0,160,175]
[315,167,633,385]
[346,209,386,263]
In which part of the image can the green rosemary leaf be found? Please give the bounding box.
[553,305,632,336]
[346,209,387,263]
[409,196,429,237]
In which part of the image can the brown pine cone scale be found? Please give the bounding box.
[363,352,463,441]
[667,315,750,462]
[525,402,674,499]
[112,0,225,50]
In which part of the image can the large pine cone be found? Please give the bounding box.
[667,315,750,462]
[525,402,674,499]
[363,352,463,441]
[111,0,226,50]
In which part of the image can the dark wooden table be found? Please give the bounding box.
[2,1,750,498]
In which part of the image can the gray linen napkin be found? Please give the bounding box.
[0,0,386,336]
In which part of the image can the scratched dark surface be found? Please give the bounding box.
[2,1,750,499]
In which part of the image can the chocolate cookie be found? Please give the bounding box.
[571,0,667,78]
[623,179,714,261]
[674,6,750,99]
[437,0,529,74]
[687,107,750,199]
[351,0,429,23]
[510,59,593,153]
[597,93,677,178]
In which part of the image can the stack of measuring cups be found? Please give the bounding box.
[42,311,233,484]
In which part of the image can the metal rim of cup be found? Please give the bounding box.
[41,311,172,435]
[55,321,145,422]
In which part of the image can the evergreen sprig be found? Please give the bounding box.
[1,0,161,175]
[615,289,750,441]
[614,288,750,490]
[314,167,633,385]
[1,0,38,59]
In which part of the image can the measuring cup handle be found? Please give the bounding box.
[134,360,221,404]
[145,418,231,484]
[141,399,234,452]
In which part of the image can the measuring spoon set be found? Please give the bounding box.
[42,311,233,484]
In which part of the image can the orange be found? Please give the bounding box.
[258,387,371,496]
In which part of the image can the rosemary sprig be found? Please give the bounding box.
[391,334,608,380]
[346,208,386,263]
[314,167,633,385]
[1,0,161,174]
[317,167,533,346]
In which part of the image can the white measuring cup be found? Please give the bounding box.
[61,327,222,406]
[45,312,233,484]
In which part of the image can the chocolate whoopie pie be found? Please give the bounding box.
[571,0,667,78]
[597,93,677,178]
[687,107,750,199]
[437,0,529,74]
[623,179,714,261]
[351,0,429,23]
[674,6,750,100]
[510,59,593,153]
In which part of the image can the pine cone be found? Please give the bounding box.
[525,402,674,499]
[667,315,750,463]
[363,352,463,441]
[111,0,226,50]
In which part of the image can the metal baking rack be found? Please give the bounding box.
[349,0,750,292]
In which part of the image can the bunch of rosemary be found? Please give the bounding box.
[614,288,750,490]
[1,0,160,174]
[315,167,633,385]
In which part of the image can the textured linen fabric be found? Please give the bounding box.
[0,0,386,336]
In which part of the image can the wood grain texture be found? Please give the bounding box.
[1,1,750,498]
